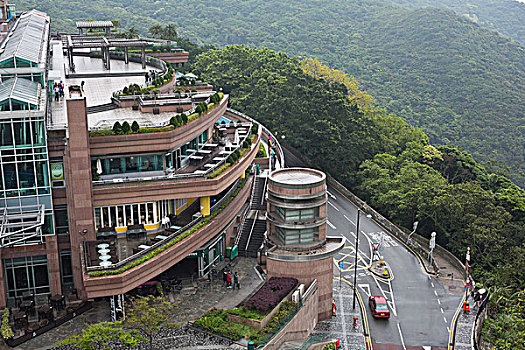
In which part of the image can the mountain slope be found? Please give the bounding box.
[14,0,525,186]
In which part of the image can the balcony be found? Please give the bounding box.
[90,125,260,206]
[81,174,253,298]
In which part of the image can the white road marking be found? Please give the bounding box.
[397,323,407,350]
[440,307,444,314]
[447,326,450,333]
[434,290,438,297]
[431,282,435,288]
[437,299,441,305]
[343,214,355,225]
[328,201,340,211]
[327,191,336,199]
[358,283,371,297]
[327,221,336,229]
[444,317,448,323]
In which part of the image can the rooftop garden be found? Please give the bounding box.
[89,92,223,136]
[87,170,249,278]
[193,277,299,344]
[207,133,256,179]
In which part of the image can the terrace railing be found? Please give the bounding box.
[91,122,259,186]
[86,176,244,274]
[227,108,285,168]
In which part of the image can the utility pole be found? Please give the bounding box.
[353,208,360,310]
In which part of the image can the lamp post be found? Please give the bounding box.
[353,208,372,309]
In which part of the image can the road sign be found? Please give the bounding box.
[372,242,380,250]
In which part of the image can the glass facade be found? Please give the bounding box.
[3,255,50,305]
[275,207,317,222]
[94,200,173,230]
[275,227,318,245]
[59,250,73,294]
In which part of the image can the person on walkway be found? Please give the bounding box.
[222,270,227,287]
[226,272,232,288]
[54,84,59,101]
[233,272,240,290]
[81,81,85,93]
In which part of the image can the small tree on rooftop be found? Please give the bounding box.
[131,121,140,133]
[1,308,14,340]
[123,295,176,350]
[112,121,122,135]
[122,121,131,134]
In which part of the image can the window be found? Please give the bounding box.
[4,255,50,305]
[59,250,73,294]
[54,206,69,235]
[176,198,186,210]
[275,207,317,222]
[275,227,318,245]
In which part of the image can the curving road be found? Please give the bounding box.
[281,148,462,349]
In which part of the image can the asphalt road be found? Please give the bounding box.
[327,186,460,349]
[281,147,462,348]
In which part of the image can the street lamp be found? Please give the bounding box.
[407,220,419,244]
[353,208,372,309]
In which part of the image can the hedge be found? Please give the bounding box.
[88,175,249,278]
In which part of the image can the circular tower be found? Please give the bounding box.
[265,168,345,320]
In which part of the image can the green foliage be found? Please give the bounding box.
[112,121,122,135]
[257,143,267,158]
[121,121,131,134]
[1,308,13,340]
[89,130,114,136]
[323,343,336,350]
[207,163,231,179]
[131,121,140,133]
[57,321,146,350]
[124,295,175,350]
[137,125,175,133]
[226,307,265,320]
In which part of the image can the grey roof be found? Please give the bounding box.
[0,10,50,65]
[0,77,40,107]
[76,21,114,28]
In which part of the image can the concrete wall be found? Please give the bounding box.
[262,285,319,350]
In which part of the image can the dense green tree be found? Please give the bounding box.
[57,322,145,349]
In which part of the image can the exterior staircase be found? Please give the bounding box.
[250,176,267,211]
[87,102,119,114]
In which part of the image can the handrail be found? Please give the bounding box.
[86,177,242,273]
[244,217,258,254]
[227,108,285,168]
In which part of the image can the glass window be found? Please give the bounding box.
[108,158,121,174]
[0,122,13,148]
[4,256,50,304]
[110,206,117,227]
[13,121,32,147]
[147,203,154,224]
[17,162,35,188]
[54,206,69,235]
[35,161,49,187]
[3,163,17,189]
[126,156,139,172]
[117,206,124,227]
[94,208,101,229]
[59,250,73,287]
[141,155,155,172]
[31,120,45,146]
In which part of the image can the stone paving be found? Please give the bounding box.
[310,278,366,350]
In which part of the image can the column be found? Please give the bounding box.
[106,47,111,70]
[0,258,6,308]
[124,46,129,64]
[200,196,210,217]
[141,46,146,69]
[46,235,62,297]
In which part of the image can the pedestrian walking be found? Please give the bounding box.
[233,272,240,290]
[81,81,85,93]
[222,270,227,287]
[226,272,232,288]
[54,83,59,101]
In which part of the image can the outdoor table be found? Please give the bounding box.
[20,300,34,315]
[197,149,212,154]
[97,243,109,249]
[194,169,207,175]
[50,294,65,310]
[99,255,111,261]
[213,157,225,161]
[22,291,34,301]
[204,164,215,168]
[170,225,181,230]
[155,235,168,240]
[204,143,218,148]
[219,150,231,155]
[37,305,53,321]
[14,312,27,330]
[99,261,111,267]
[138,244,150,250]
[189,155,203,160]
[98,248,110,255]
[192,212,202,220]
[185,148,197,153]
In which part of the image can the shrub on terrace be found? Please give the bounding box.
[181,113,188,124]
[131,121,140,133]
[244,277,298,312]
[122,121,131,134]
[112,121,122,135]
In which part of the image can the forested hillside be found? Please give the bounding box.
[15,0,525,187]
[384,0,525,44]
[194,45,525,348]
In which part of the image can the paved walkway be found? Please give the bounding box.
[15,257,262,350]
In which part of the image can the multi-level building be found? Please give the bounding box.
[0,8,261,308]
